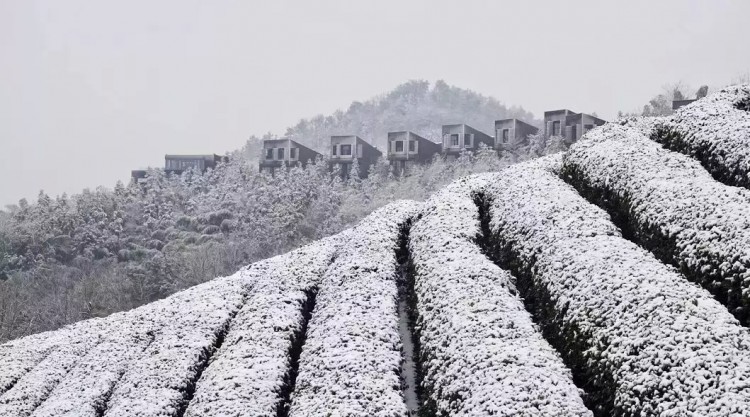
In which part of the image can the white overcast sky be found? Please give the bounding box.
[1,0,749,206]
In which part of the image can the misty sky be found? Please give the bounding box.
[1,0,749,207]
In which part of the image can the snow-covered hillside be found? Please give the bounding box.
[1,85,750,417]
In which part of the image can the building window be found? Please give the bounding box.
[451,134,459,146]
[341,144,352,156]
[552,121,561,136]
[464,134,472,147]
[502,129,510,143]
[266,149,274,160]
[584,124,594,132]
[395,141,404,152]
[408,140,416,152]
[332,145,337,156]
[357,144,363,158]
[277,148,285,160]
[290,148,297,159]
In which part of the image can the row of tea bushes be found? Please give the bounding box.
[482,163,750,416]
[184,235,340,417]
[408,176,591,416]
[289,202,422,417]
[563,123,750,324]
[653,85,750,189]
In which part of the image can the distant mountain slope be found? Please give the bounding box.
[239,79,536,159]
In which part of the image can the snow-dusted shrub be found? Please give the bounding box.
[562,124,750,323]
[101,274,250,417]
[289,201,422,417]
[482,163,750,416]
[0,319,109,416]
[408,176,590,416]
[28,315,155,417]
[0,329,70,397]
[652,85,750,188]
[184,235,340,417]
[615,115,662,137]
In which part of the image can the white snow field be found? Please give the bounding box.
[2,90,750,416]
[562,123,750,324]
[408,176,591,416]
[653,84,750,189]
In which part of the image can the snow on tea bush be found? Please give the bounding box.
[28,314,155,417]
[289,201,421,417]
[652,85,750,189]
[184,236,340,417]
[0,319,110,417]
[408,176,591,416]
[0,321,95,398]
[563,123,750,323]
[482,163,750,416]
[99,274,249,417]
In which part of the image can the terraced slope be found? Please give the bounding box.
[2,86,750,416]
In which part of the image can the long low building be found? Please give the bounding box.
[132,154,227,182]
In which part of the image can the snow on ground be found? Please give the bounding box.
[289,201,421,417]
[654,85,750,189]
[482,163,750,416]
[563,123,750,323]
[408,175,591,416]
[184,235,340,417]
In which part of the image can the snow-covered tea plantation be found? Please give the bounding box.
[1,85,749,417]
